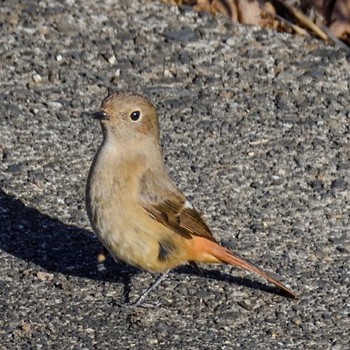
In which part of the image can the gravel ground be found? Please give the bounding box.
[0,0,349,349]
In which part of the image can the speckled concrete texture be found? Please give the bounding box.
[0,0,349,349]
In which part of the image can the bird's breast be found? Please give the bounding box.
[86,144,191,272]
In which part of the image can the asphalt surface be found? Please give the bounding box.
[0,0,349,349]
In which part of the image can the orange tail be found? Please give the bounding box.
[194,238,297,299]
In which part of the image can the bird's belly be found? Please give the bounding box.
[93,204,186,272]
[105,227,162,272]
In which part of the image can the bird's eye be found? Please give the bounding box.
[130,111,141,122]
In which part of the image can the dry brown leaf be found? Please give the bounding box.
[159,0,350,46]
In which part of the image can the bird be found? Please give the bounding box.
[85,91,297,306]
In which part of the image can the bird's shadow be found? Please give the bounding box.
[0,188,286,304]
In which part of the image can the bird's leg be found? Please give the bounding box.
[189,261,203,276]
[129,270,170,307]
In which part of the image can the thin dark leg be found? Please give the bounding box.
[189,261,203,276]
[129,270,170,307]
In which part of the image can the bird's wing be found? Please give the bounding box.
[138,171,216,241]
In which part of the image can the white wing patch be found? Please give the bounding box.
[184,200,193,209]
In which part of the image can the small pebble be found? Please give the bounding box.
[163,69,174,78]
[21,323,31,333]
[108,55,116,65]
[32,73,42,82]
[291,316,302,326]
[238,299,253,311]
[37,271,54,281]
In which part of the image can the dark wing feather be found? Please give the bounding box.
[138,171,216,241]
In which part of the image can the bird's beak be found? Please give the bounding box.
[91,110,110,120]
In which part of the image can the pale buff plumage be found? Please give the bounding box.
[86,91,297,304]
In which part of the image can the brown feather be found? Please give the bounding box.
[138,170,216,241]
